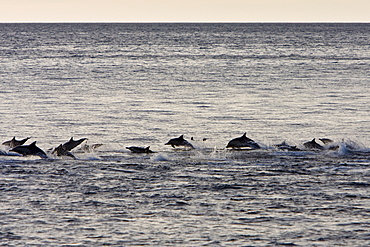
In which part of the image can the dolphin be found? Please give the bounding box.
[2,137,30,148]
[126,146,154,153]
[226,133,260,149]
[80,143,103,153]
[303,138,324,150]
[273,141,301,151]
[319,138,334,144]
[10,141,48,158]
[165,135,194,149]
[318,138,341,150]
[62,137,88,151]
[51,144,76,159]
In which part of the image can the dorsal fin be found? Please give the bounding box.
[179,135,184,140]
[30,141,37,146]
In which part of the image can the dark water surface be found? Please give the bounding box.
[1,150,370,246]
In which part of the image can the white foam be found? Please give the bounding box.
[151,154,170,161]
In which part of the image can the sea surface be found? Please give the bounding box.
[1,23,370,246]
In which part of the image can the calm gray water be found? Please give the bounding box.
[1,23,370,246]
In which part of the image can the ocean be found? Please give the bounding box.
[0,23,370,246]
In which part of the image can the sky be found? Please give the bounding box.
[1,0,369,23]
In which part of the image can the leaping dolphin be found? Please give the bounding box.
[319,138,334,144]
[10,141,48,158]
[319,138,341,150]
[126,146,154,153]
[226,133,260,149]
[51,144,76,159]
[303,138,324,150]
[62,137,88,151]
[2,137,31,148]
[165,135,194,149]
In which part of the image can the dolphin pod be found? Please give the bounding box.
[1,137,93,159]
[0,134,360,159]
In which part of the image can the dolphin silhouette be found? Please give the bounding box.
[226,133,260,149]
[126,146,154,153]
[319,138,333,144]
[62,137,88,151]
[319,138,341,150]
[303,138,324,150]
[273,141,301,151]
[2,137,30,148]
[10,141,47,158]
[51,144,76,159]
[165,135,194,149]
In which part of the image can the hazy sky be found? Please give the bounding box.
[1,0,369,23]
